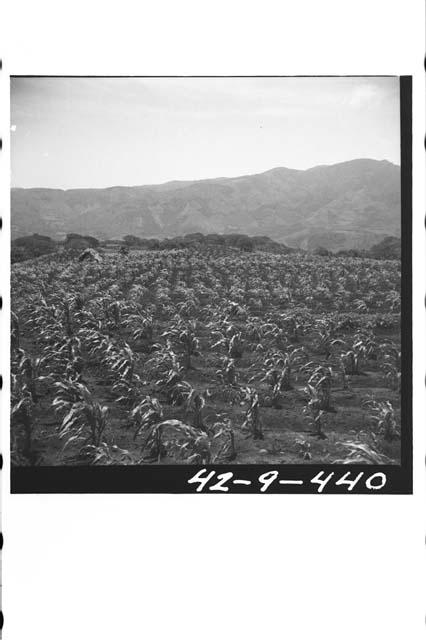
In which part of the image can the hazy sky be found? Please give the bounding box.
[11,76,400,189]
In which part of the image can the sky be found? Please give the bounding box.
[10,76,400,189]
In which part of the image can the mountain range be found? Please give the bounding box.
[11,158,401,251]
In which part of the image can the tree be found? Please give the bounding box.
[368,236,400,260]
[65,233,99,250]
[314,246,332,257]
[123,235,143,247]
[235,236,254,252]
[12,234,56,262]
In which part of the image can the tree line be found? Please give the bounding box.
[11,231,400,263]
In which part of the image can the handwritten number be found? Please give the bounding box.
[365,472,386,490]
[188,468,216,492]
[310,471,334,493]
[336,472,364,491]
[258,470,278,492]
[209,472,233,492]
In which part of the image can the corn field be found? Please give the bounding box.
[11,247,401,466]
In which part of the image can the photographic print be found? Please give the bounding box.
[5,4,425,640]
[9,76,411,493]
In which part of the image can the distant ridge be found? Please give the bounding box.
[11,159,400,251]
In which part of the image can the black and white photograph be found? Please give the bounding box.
[2,2,425,640]
[10,75,411,492]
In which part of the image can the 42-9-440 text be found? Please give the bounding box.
[187,469,387,493]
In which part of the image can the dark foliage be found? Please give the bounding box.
[11,234,56,263]
[368,236,401,260]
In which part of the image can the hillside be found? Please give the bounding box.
[11,159,401,251]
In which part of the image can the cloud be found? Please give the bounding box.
[10,124,17,132]
[345,85,379,107]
